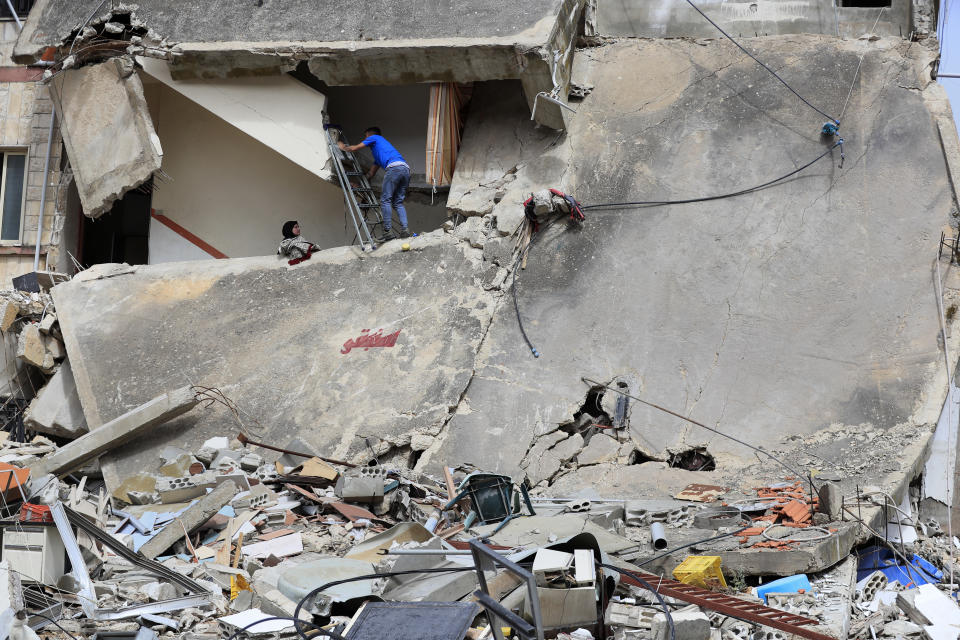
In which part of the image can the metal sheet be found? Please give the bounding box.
[345,601,479,640]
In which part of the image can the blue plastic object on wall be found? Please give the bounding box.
[856,545,941,589]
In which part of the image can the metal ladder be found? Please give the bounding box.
[324,124,383,251]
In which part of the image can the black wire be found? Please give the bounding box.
[27,613,81,640]
[582,142,840,211]
[637,526,751,567]
[599,563,676,640]
[512,245,540,358]
[224,615,334,640]
[684,0,838,124]
[582,377,806,480]
[293,567,477,640]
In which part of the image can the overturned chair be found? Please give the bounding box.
[443,472,536,533]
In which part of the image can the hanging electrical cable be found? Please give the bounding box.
[683,0,839,126]
[582,141,842,211]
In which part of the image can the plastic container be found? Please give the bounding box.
[755,574,811,603]
[672,555,727,589]
[18,502,52,523]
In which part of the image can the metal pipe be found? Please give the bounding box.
[938,73,960,78]
[236,432,357,468]
[381,548,473,556]
[33,106,55,271]
[650,522,667,550]
[530,497,626,503]
[3,0,22,29]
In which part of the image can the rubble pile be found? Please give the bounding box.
[0,384,957,640]
[0,245,955,640]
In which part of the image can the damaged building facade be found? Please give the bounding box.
[0,0,957,638]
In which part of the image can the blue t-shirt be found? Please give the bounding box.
[362,135,406,168]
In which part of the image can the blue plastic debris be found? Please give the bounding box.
[856,545,941,588]
[755,574,811,603]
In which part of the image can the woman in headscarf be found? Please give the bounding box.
[278,220,320,264]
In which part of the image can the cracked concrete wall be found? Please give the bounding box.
[50,231,503,493]
[428,36,956,500]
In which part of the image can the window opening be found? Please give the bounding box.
[0,151,27,243]
[0,0,36,19]
[836,0,891,7]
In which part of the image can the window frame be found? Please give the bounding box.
[0,148,29,246]
[0,0,37,19]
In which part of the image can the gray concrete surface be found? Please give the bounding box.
[50,58,162,218]
[23,359,88,438]
[15,0,585,129]
[51,234,497,493]
[34,386,198,477]
[431,36,956,494]
[47,35,959,526]
[594,0,912,39]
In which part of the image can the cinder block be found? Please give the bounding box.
[653,609,710,640]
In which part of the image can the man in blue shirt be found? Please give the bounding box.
[338,127,411,242]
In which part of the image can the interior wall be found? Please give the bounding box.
[144,80,348,261]
[322,84,431,175]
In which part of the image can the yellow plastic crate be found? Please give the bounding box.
[672,555,727,589]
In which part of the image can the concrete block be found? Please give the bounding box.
[33,386,199,478]
[232,483,276,510]
[817,482,842,520]
[335,466,385,503]
[23,359,88,438]
[16,323,53,372]
[0,301,19,332]
[605,602,655,629]
[239,453,263,472]
[157,471,217,504]
[37,312,56,335]
[653,609,710,640]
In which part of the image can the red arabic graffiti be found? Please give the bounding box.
[341,329,401,354]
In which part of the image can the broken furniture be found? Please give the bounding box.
[443,472,536,533]
[343,601,480,640]
[0,522,65,584]
[527,547,599,632]
[469,537,545,640]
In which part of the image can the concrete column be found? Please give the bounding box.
[139,479,237,560]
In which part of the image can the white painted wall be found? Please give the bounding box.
[147,216,215,264]
[143,80,348,260]
[139,58,333,181]
[322,84,431,174]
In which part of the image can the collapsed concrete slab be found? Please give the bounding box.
[51,234,497,493]
[49,58,162,218]
[34,386,198,477]
[23,359,88,438]
[17,0,584,129]
[432,36,955,501]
